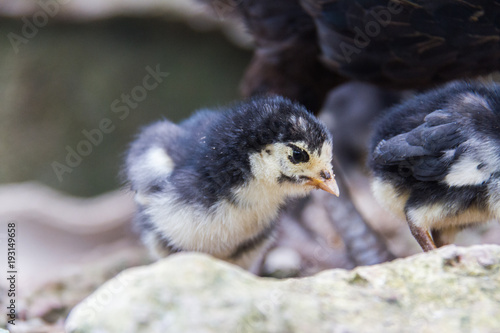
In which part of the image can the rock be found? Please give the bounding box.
[262,246,302,278]
[24,244,150,325]
[66,245,500,333]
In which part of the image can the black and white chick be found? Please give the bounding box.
[125,96,339,270]
[370,81,500,251]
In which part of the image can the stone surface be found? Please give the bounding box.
[66,244,500,333]
[23,245,150,323]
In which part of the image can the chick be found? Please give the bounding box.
[369,81,500,251]
[125,96,339,270]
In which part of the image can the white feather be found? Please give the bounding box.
[444,140,500,187]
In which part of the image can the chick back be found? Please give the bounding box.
[369,81,500,222]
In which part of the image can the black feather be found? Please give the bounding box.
[370,80,500,185]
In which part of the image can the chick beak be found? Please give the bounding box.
[306,170,340,197]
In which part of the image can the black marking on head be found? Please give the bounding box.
[287,144,310,164]
[320,170,332,180]
[477,163,486,170]
[278,173,296,184]
[229,220,278,260]
[223,96,332,155]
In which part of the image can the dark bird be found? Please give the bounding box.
[212,0,500,113]
[125,96,339,270]
[369,81,500,251]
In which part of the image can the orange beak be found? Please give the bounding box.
[306,173,340,197]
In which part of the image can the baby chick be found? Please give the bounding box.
[125,96,339,270]
[370,81,500,251]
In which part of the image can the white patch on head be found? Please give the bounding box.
[262,103,273,114]
[297,117,307,131]
[289,115,308,131]
[371,178,409,220]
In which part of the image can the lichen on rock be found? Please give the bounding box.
[65,244,500,333]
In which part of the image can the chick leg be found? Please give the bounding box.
[406,215,437,252]
[322,158,395,265]
[431,228,458,248]
[431,229,447,248]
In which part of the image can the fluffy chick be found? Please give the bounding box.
[125,96,339,270]
[370,81,500,251]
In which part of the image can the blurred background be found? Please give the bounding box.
[1,0,499,331]
[0,0,252,196]
[0,0,256,329]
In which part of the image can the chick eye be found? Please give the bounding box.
[289,148,309,164]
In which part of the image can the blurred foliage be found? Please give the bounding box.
[0,15,251,196]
